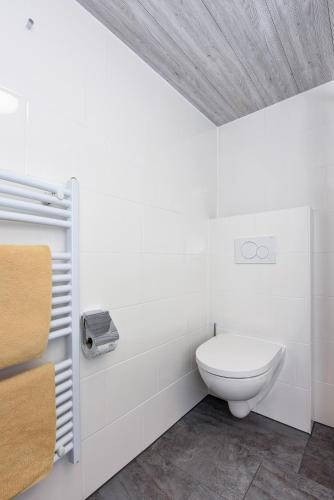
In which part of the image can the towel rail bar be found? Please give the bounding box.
[50,316,71,329]
[56,390,73,407]
[56,431,73,451]
[55,369,73,385]
[0,210,71,227]
[52,263,71,272]
[0,184,71,208]
[56,421,73,440]
[52,306,72,318]
[52,295,71,306]
[55,379,73,396]
[56,401,73,418]
[0,170,71,196]
[55,359,72,373]
[52,284,71,295]
[0,197,70,218]
[52,274,71,284]
[49,327,72,340]
[54,442,73,463]
[56,411,73,429]
[52,252,71,260]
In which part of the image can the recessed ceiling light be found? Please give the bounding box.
[0,89,19,114]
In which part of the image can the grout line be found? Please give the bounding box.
[297,425,313,475]
[242,460,262,500]
[80,330,198,382]
[82,369,202,441]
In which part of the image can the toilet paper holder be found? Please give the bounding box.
[81,309,119,359]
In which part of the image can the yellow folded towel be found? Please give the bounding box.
[0,363,56,499]
[0,245,52,369]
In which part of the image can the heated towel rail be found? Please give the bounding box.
[0,170,80,464]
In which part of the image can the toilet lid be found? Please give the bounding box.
[196,334,284,379]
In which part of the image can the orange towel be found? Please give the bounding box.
[0,245,52,369]
[0,363,56,499]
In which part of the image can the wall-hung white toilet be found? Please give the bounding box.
[196,334,285,418]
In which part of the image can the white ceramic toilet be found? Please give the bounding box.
[196,334,285,418]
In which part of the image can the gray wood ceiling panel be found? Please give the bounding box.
[203,0,298,105]
[77,0,236,124]
[266,0,334,91]
[329,0,334,30]
[76,0,334,125]
[137,0,264,116]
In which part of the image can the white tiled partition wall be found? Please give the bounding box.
[218,81,334,428]
[0,1,216,499]
[210,207,312,432]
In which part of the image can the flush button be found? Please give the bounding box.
[257,245,269,259]
[241,241,257,259]
[235,236,276,264]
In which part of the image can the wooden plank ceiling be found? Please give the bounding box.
[77,0,334,125]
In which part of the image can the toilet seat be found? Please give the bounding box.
[196,334,284,379]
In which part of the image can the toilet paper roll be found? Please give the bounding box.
[82,310,119,359]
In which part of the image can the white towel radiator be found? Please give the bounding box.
[0,170,80,464]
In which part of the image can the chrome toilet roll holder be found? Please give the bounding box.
[81,310,119,359]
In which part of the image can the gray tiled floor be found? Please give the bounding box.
[88,396,334,500]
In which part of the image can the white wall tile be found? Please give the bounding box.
[313,296,334,341]
[142,254,185,301]
[209,215,256,256]
[82,408,143,498]
[105,351,157,423]
[189,326,212,369]
[82,24,109,131]
[254,207,310,254]
[18,460,83,500]
[278,343,311,389]
[185,216,208,254]
[143,371,207,448]
[312,209,334,254]
[0,88,26,173]
[143,207,185,254]
[26,102,84,182]
[186,292,208,333]
[140,296,188,346]
[267,253,310,298]
[0,1,85,121]
[81,252,142,310]
[81,192,142,253]
[81,372,107,439]
[313,381,334,427]
[313,252,334,297]
[313,338,334,385]
[325,163,334,212]
[255,382,311,433]
[272,297,310,344]
[185,255,207,294]
[157,336,192,390]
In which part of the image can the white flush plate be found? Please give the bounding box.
[234,236,276,264]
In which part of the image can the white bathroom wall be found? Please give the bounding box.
[217,81,334,428]
[0,1,216,499]
[210,207,312,432]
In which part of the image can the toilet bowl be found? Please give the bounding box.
[196,334,285,418]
